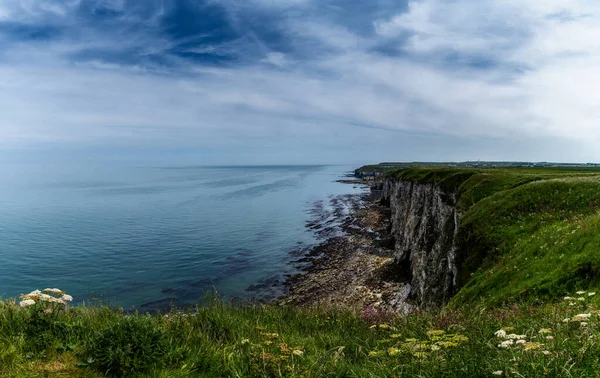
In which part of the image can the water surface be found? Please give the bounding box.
[0,164,361,309]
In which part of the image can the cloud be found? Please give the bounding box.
[1,0,600,163]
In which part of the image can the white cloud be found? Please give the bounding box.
[3,0,600,162]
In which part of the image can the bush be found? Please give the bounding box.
[84,315,168,377]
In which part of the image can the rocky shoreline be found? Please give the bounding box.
[277,181,413,314]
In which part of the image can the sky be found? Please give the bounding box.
[1,0,600,165]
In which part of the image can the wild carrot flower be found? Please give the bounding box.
[492,371,503,376]
[516,339,526,345]
[62,294,73,302]
[576,291,586,295]
[494,330,507,338]
[498,340,514,348]
[577,297,586,301]
[572,313,591,321]
[19,299,35,307]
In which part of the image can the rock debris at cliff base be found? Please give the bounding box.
[279,189,413,314]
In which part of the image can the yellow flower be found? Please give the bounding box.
[369,350,384,357]
[292,350,304,357]
[390,334,401,339]
[523,342,543,351]
[427,330,446,337]
[538,328,552,334]
[387,347,400,356]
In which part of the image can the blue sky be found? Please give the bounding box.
[1,0,599,165]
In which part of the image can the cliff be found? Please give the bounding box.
[380,167,600,308]
[382,177,462,307]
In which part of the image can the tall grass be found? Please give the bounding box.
[3,294,600,377]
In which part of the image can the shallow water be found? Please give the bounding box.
[0,164,362,309]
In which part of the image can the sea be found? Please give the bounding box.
[0,164,363,310]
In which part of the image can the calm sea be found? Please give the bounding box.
[0,164,362,309]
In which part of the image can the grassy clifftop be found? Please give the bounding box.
[386,167,600,307]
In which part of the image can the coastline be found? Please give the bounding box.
[276,178,413,314]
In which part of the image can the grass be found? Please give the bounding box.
[4,295,600,377]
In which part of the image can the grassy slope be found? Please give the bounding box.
[4,297,600,377]
[387,166,600,307]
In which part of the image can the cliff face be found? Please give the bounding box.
[382,179,459,307]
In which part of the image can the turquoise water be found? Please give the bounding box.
[0,164,361,309]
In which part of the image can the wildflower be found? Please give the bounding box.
[391,334,401,338]
[589,292,597,297]
[581,322,588,327]
[516,339,526,345]
[578,297,586,301]
[427,330,446,337]
[523,342,543,351]
[542,351,552,355]
[369,350,384,357]
[572,313,592,321]
[564,296,575,301]
[506,334,527,340]
[430,345,440,351]
[388,347,400,356]
[43,288,63,295]
[498,340,514,348]
[538,328,552,334]
[492,371,503,376]
[292,350,304,357]
[378,324,390,329]
[576,291,586,295]
[563,318,570,323]
[264,340,273,345]
[19,299,35,307]
[241,339,250,345]
[494,330,507,338]
[62,294,73,302]
[546,336,554,340]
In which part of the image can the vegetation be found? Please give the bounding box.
[4,293,600,377]
[5,165,600,376]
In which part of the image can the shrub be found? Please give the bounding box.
[83,315,168,377]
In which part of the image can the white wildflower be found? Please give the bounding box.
[19,299,36,307]
[61,294,73,302]
[578,297,586,301]
[589,292,596,297]
[546,336,554,340]
[576,291,586,295]
[506,334,527,340]
[516,339,526,345]
[564,296,575,301]
[498,340,514,348]
[492,371,503,376]
[494,330,507,338]
[563,318,570,323]
[572,313,592,321]
[581,322,588,327]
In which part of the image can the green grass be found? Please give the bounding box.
[4,295,600,377]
